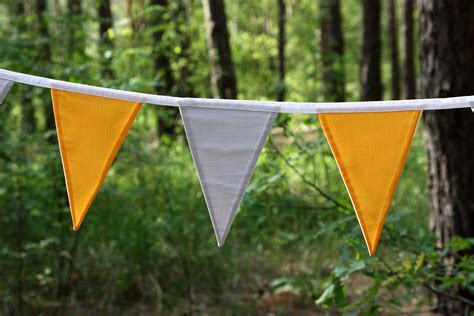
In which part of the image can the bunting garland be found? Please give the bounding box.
[319,111,421,255]
[1,69,473,254]
[0,79,13,104]
[51,89,142,229]
[181,106,276,246]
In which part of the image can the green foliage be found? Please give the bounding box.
[0,0,472,314]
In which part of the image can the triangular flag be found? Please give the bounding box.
[319,110,421,255]
[51,89,142,230]
[0,79,13,104]
[180,106,276,246]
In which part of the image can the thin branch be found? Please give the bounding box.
[377,257,474,307]
[423,284,474,307]
[269,139,350,211]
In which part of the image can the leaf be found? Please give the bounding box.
[414,253,425,272]
[402,259,412,271]
[448,236,474,251]
[315,284,335,306]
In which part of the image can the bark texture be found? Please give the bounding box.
[202,0,237,99]
[388,0,400,99]
[175,0,194,98]
[277,0,286,101]
[14,0,36,134]
[67,0,83,58]
[150,0,178,138]
[36,0,55,131]
[403,0,416,99]
[360,0,382,101]
[319,0,345,102]
[98,0,114,78]
[420,1,474,314]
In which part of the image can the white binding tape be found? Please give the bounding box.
[1,68,473,114]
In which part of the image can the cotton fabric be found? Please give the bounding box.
[180,106,276,246]
[1,69,473,113]
[51,89,142,230]
[0,79,13,104]
[319,111,421,255]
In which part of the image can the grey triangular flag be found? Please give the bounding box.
[0,79,13,104]
[180,106,276,246]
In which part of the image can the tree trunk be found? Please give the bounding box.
[388,0,400,100]
[277,0,286,101]
[403,0,416,99]
[14,0,36,134]
[202,0,237,99]
[150,0,174,94]
[149,0,177,138]
[175,0,194,98]
[67,0,82,59]
[126,0,145,33]
[360,0,382,101]
[98,0,115,78]
[319,0,345,102]
[420,1,474,314]
[36,0,55,131]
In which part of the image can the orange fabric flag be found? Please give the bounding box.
[319,111,421,255]
[51,89,142,230]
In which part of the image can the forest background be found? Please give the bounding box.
[0,0,473,315]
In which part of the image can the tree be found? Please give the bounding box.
[98,0,115,78]
[420,1,474,314]
[388,0,400,99]
[126,0,145,34]
[13,0,36,134]
[360,0,382,101]
[277,0,286,101]
[67,0,83,59]
[36,0,55,131]
[319,0,345,102]
[149,0,177,138]
[175,0,194,98]
[403,0,416,99]
[202,0,237,99]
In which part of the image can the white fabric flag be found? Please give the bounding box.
[0,79,13,104]
[180,106,276,246]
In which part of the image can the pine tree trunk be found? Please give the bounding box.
[67,0,82,59]
[403,0,416,99]
[319,0,345,102]
[98,0,115,78]
[277,0,286,102]
[175,0,194,98]
[420,1,474,314]
[14,0,36,134]
[36,0,55,131]
[150,0,177,138]
[388,0,400,100]
[202,0,237,99]
[360,0,382,101]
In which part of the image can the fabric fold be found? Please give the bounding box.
[180,106,276,246]
[51,89,142,230]
[319,110,421,255]
[0,79,13,104]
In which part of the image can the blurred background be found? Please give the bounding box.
[0,0,473,315]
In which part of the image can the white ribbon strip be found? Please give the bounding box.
[1,68,473,113]
[0,79,14,104]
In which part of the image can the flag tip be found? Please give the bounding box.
[72,217,83,231]
[367,241,378,256]
[215,232,228,248]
